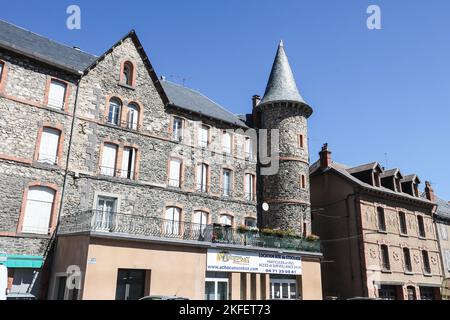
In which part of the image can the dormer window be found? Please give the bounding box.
[121,61,134,87]
[395,178,402,193]
[374,172,381,187]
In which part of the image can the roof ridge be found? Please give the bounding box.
[0,18,97,58]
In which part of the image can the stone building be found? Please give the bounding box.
[310,144,443,300]
[0,19,322,300]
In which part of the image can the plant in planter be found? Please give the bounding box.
[306,234,320,242]
[261,228,275,236]
[237,225,248,233]
[247,226,259,233]
[284,229,302,239]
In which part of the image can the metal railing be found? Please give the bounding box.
[59,211,321,253]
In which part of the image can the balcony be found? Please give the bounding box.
[59,210,320,253]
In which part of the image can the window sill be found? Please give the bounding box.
[404,271,414,275]
[118,82,136,90]
[16,232,52,239]
[423,272,433,277]
[399,233,409,238]
[418,236,427,240]
[381,269,392,274]
[377,230,388,234]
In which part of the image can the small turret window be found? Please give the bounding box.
[298,134,304,148]
[122,61,134,86]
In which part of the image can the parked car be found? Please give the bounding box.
[139,295,189,300]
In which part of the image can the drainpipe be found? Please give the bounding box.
[43,72,83,299]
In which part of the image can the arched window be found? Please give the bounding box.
[220,214,233,227]
[193,210,209,237]
[164,206,181,236]
[196,163,209,193]
[108,98,122,125]
[127,103,139,130]
[122,61,134,86]
[22,186,56,234]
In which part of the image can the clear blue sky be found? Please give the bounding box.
[2,0,450,198]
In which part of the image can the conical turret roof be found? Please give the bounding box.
[260,41,307,106]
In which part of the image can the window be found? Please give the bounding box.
[440,224,448,241]
[380,245,390,271]
[422,250,431,274]
[94,196,117,230]
[164,207,181,236]
[378,285,397,300]
[121,147,136,179]
[205,272,228,300]
[172,117,183,141]
[54,275,79,300]
[196,163,208,193]
[0,62,4,81]
[298,134,304,148]
[419,287,435,300]
[377,207,386,232]
[198,125,209,148]
[168,158,182,188]
[126,103,139,130]
[115,269,146,300]
[108,98,122,125]
[222,131,232,155]
[222,169,232,197]
[22,186,55,234]
[403,248,412,273]
[245,137,254,160]
[37,128,61,165]
[245,174,255,201]
[245,218,257,228]
[193,210,209,237]
[300,175,306,189]
[47,80,67,109]
[407,286,416,300]
[399,212,408,235]
[395,178,402,193]
[270,277,297,300]
[220,214,233,226]
[100,143,118,176]
[445,250,450,271]
[122,62,134,87]
[417,216,426,238]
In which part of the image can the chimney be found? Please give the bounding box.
[252,95,261,109]
[319,143,332,170]
[425,181,436,202]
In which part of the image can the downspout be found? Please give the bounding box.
[44,72,83,299]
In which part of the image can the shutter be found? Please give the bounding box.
[101,144,117,176]
[121,148,131,178]
[48,80,66,109]
[39,128,60,164]
[169,159,181,186]
[22,187,55,234]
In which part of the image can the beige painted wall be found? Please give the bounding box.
[301,259,323,300]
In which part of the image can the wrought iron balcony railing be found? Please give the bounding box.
[59,211,320,253]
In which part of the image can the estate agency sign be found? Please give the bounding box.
[206,249,302,275]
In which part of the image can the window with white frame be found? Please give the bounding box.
[196,163,208,192]
[193,210,209,236]
[244,173,255,201]
[222,169,232,197]
[108,98,121,125]
[126,103,139,130]
[37,127,60,165]
[222,131,232,155]
[198,125,209,148]
[94,196,117,230]
[220,214,233,226]
[172,117,183,141]
[244,137,254,160]
[22,186,55,234]
[47,80,67,109]
[165,207,181,236]
[121,147,136,179]
[101,143,118,176]
[168,158,182,188]
[205,272,228,300]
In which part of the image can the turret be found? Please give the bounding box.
[257,41,313,236]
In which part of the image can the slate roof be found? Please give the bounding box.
[260,41,310,110]
[347,162,381,174]
[402,174,421,183]
[0,19,96,73]
[161,80,248,128]
[380,168,403,179]
[436,197,450,218]
[310,160,434,206]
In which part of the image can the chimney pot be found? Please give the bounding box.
[319,143,332,170]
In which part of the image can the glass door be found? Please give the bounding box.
[95,197,117,230]
[270,279,298,300]
[205,273,229,300]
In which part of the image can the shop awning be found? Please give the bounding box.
[0,254,43,268]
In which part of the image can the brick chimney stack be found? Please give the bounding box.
[425,181,436,202]
[319,143,332,170]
